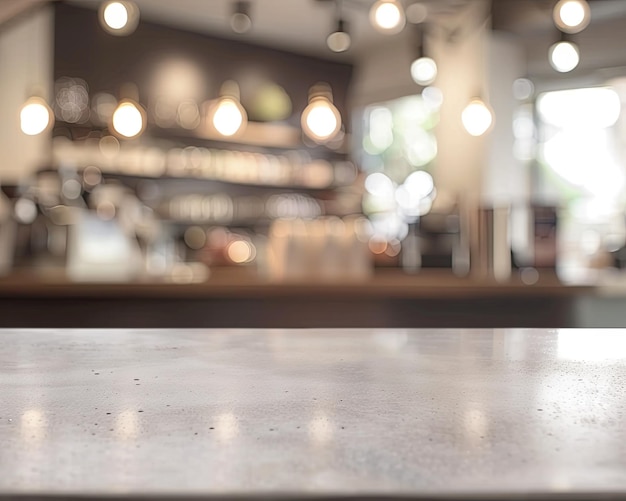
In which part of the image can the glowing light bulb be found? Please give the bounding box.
[20,97,52,136]
[99,1,139,36]
[112,100,145,138]
[301,84,342,143]
[213,98,245,136]
[410,57,437,85]
[549,41,580,73]
[103,2,128,30]
[227,239,255,264]
[370,0,405,34]
[553,0,590,33]
[462,98,494,137]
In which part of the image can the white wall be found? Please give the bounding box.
[430,2,489,201]
[0,5,54,184]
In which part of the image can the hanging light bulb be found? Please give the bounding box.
[462,98,494,137]
[20,96,53,136]
[99,1,140,36]
[111,99,146,139]
[549,40,580,72]
[410,25,437,86]
[370,0,406,35]
[231,1,252,34]
[209,81,247,137]
[553,0,590,34]
[411,57,437,86]
[327,19,351,53]
[301,83,342,143]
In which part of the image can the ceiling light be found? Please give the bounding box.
[20,96,53,136]
[462,98,494,137]
[99,1,140,36]
[370,0,406,35]
[301,83,342,143]
[111,99,146,138]
[231,1,252,34]
[327,19,351,52]
[209,81,247,137]
[553,0,590,34]
[549,40,580,73]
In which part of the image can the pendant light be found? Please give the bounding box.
[301,83,342,143]
[20,21,53,136]
[231,0,252,34]
[370,0,406,35]
[110,83,146,139]
[327,19,351,52]
[410,25,437,86]
[99,1,140,36]
[553,0,590,34]
[462,97,494,137]
[549,32,580,73]
[327,0,351,53]
[20,96,53,136]
[461,25,494,137]
[208,81,248,137]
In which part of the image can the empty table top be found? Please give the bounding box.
[1,328,626,498]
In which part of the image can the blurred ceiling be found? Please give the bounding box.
[66,0,476,58]
[0,0,47,26]
[6,0,626,79]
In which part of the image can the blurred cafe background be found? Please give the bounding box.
[2,0,626,327]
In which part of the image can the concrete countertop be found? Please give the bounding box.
[1,328,626,498]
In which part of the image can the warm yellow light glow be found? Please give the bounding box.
[370,0,405,33]
[549,41,580,73]
[111,100,145,138]
[99,1,139,36]
[553,0,590,33]
[103,2,128,30]
[369,237,388,255]
[20,97,52,136]
[227,239,255,264]
[307,105,337,138]
[212,98,246,136]
[301,88,342,143]
[410,57,437,85]
[462,98,494,137]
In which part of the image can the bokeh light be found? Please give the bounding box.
[553,0,590,33]
[301,92,341,143]
[112,100,145,138]
[370,0,405,33]
[227,239,256,264]
[549,41,580,73]
[212,98,246,136]
[462,98,494,136]
[410,57,437,86]
[100,1,139,35]
[20,97,52,136]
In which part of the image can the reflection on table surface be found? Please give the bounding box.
[1,328,626,495]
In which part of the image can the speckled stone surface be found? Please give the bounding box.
[1,328,626,497]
